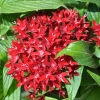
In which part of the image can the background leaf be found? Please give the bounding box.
[66,66,84,100]
[75,85,93,100]
[86,3,100,23]
[4,80,21,100]
[3,67,13,96]
[0,61,4,100]
[0,43,7,62]
[81,70,97,86]
[0,0,65,14]
[85,85,100,100]
[0,24,9,35]
[86,68,100,85]
[56,41,99,68]
[94,46,100,58]
[76,0,100,7]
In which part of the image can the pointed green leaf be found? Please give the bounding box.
[45,97,57,100]
[85,85,100,100]
[56,41,99,68]
[94,46,100,58]
[86,68,100,85]
[75,85,93,100]
[0,43,7,62]
[45,97,69,100]
[76,0,100,7]
[0,61,4,99]
[66,66,84,100]
[86,3,100,23]
[81,70,97,86]
[4,80,20,100]
[0,0,65,14]
[3,67,13,96]
[0,24,10,35]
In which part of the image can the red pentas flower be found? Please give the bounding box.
[5,9,95,99]
[91,20,100,46]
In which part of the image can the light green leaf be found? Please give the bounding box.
[66,66,84,100]
[62,0,78,5]
[0,43,7,62]
[45,97,69,100]
[76,0,100,7]
[86,68,100,85]
[0,24,10,35]
[0,0,20,6]
[94,46,100,58]
[0,0,65,14]
[4,80,20,100]
[56,41,99,68]
[45,97,57,100]
[86,3,100,23]
[3,67,13,96]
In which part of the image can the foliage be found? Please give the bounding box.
[0,0,100,100]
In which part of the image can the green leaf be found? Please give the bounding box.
[94,46,100,58]
[0,0,65,14]
[45,97,57,100]
[0,61,4,100]
[2,13,20,26]
[62,0,78,5]
[4,80,20,100]
[0,0,20,6]
[66,66,84,100]
[75,85,93,100]
[76,0,100,7]
[56,41,99,68]
[86,68,100,85]
[81,70,97,86]
[86,3,100,23]
[85,85,100,100]
[3,67,13,96]
[45,97,69,100]
[0,43,7,62]
[21,91,29,100]
[0,24,10,35]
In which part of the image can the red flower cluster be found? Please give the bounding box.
[5,9,93,99]
[92,20,100,46]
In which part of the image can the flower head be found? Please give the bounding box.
[6,9,93,99]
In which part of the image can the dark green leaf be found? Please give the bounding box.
[0,0,65,14]
[66,66,84,100]
[56,41,99,68]
[86,3,100,23]
[4,80,20,100]
[2,13,20,26]
[81,76,97,86]
[0,61,4,100]
[85,85,100,100]
[76,0,100,7]
[0,24,10,35]
[86,68,100,85]
[75,85,93,100]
